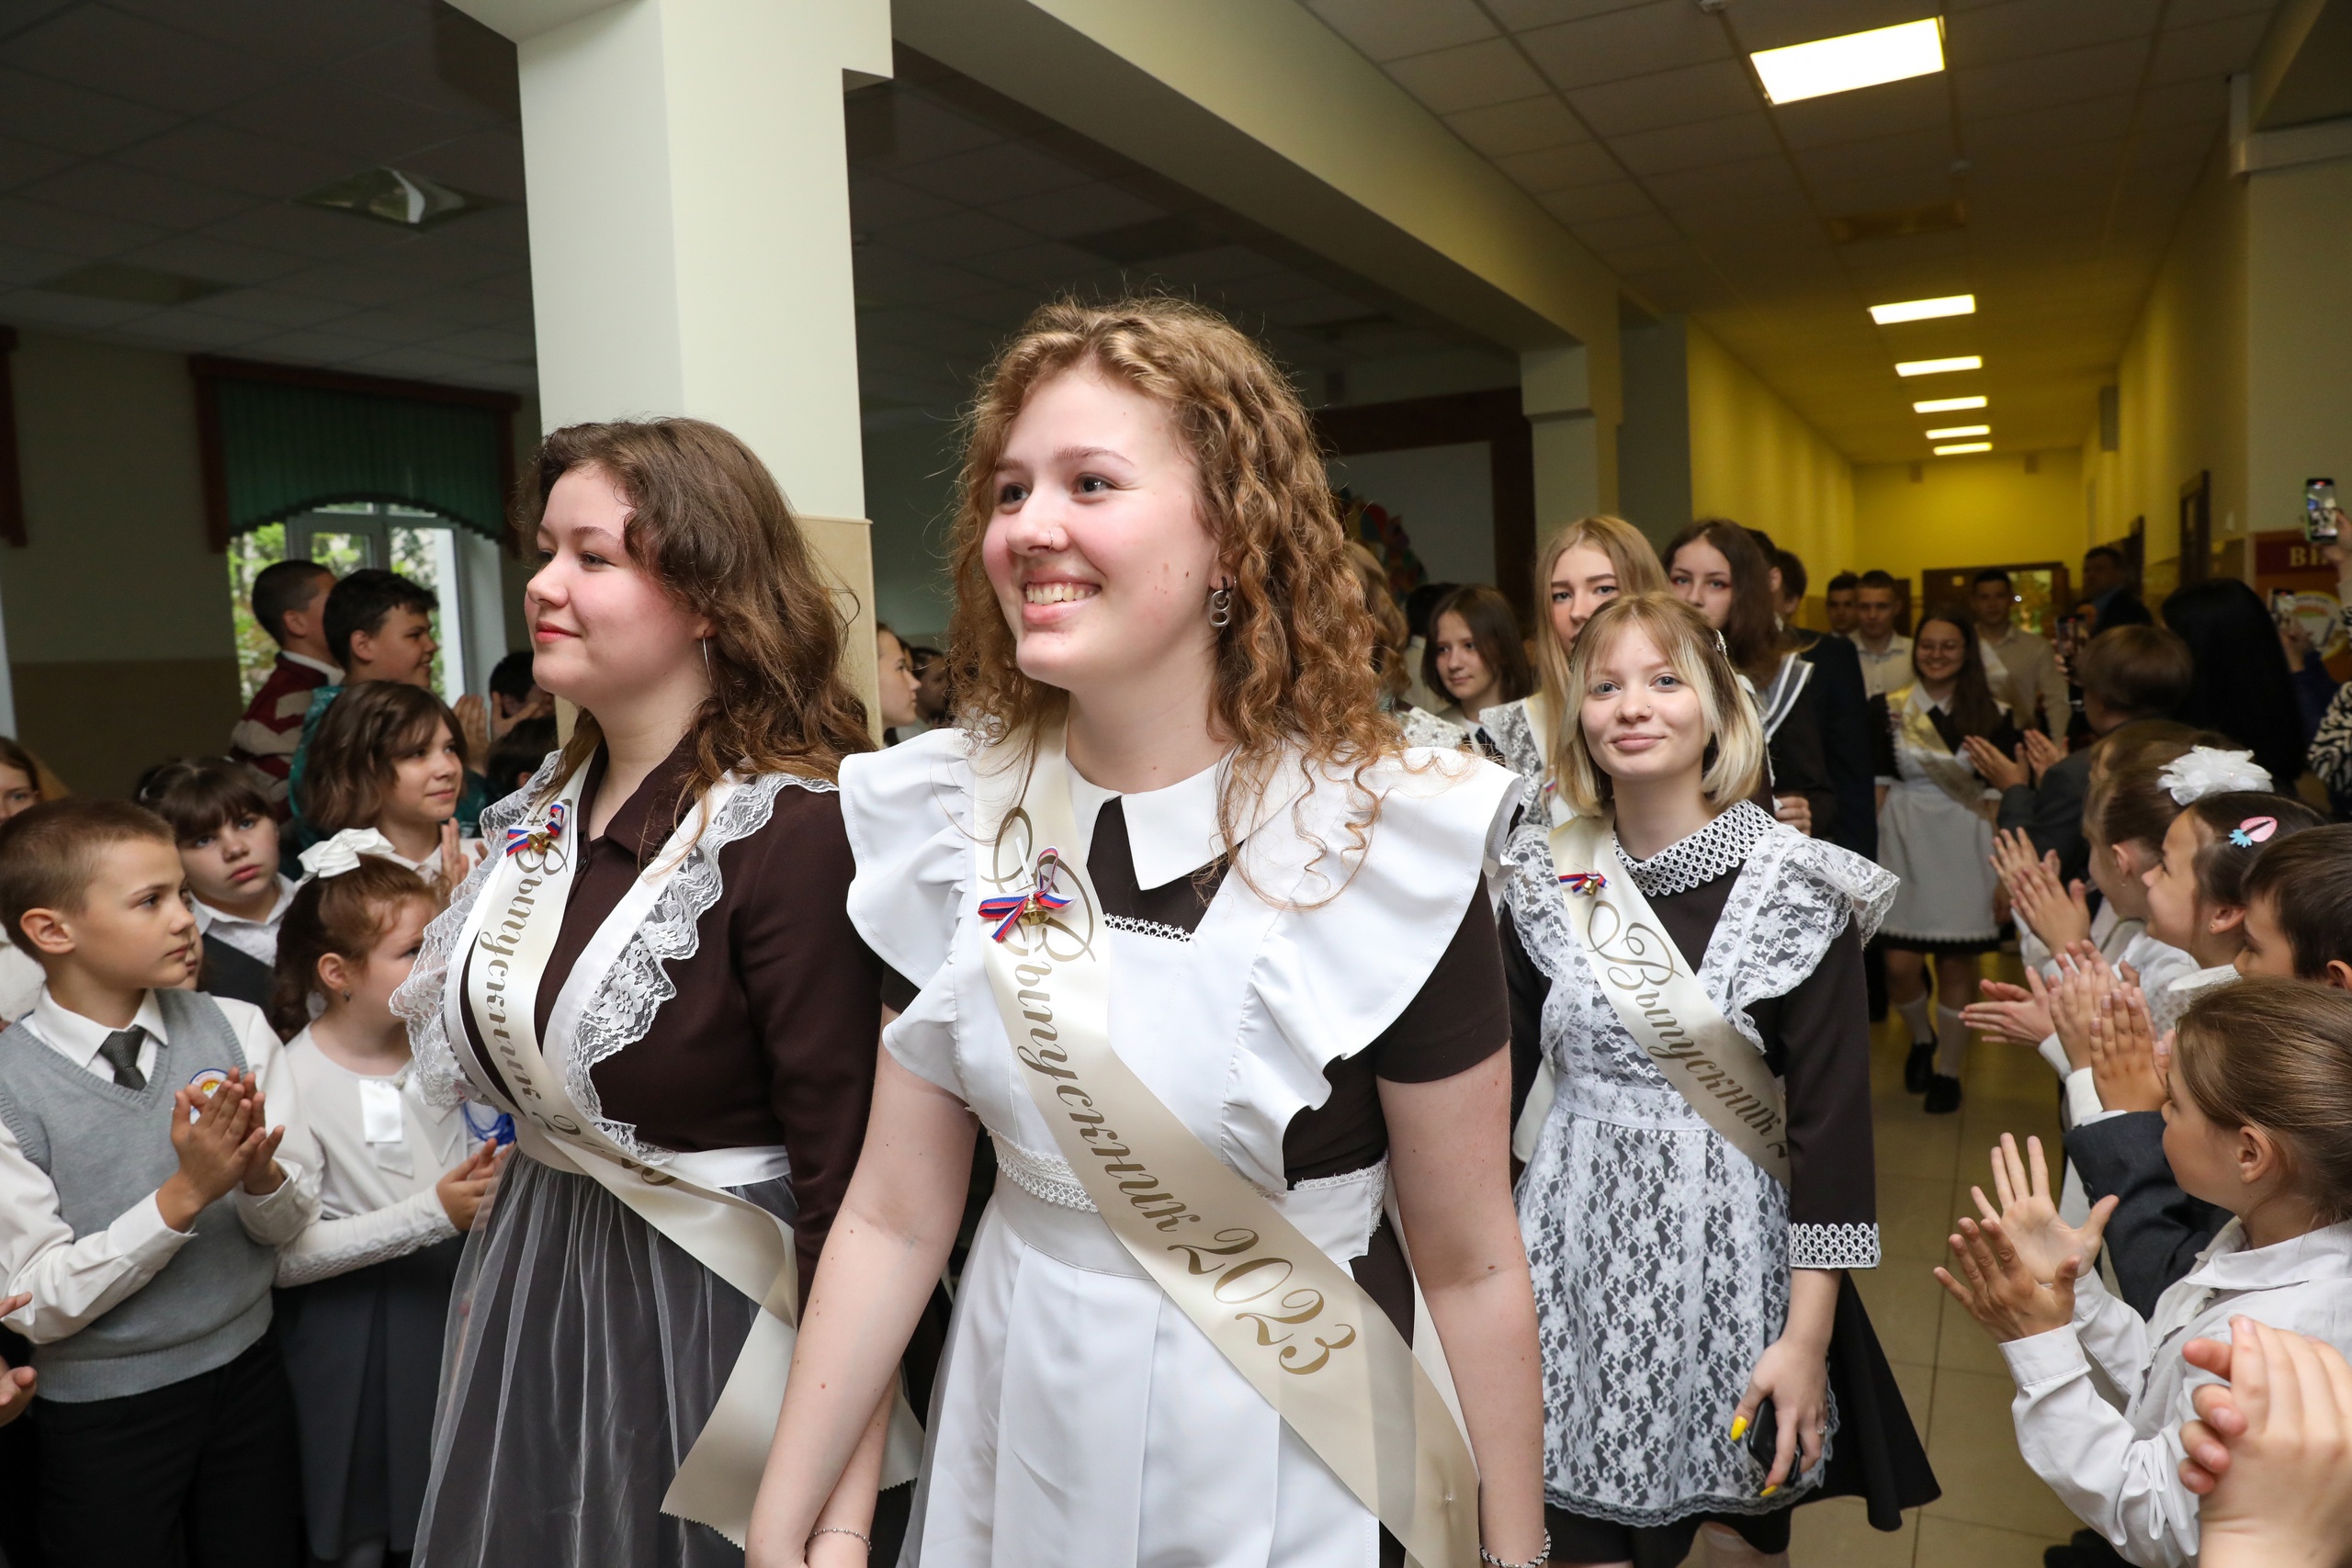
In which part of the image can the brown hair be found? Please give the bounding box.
[2243,824,2352,977]
[301,682,462,835]
[2179,790,2324,913]
[1419,583,1533,712]
[267,856,435,1038]
[1909,608,2006,739]
[2075,625,2193,720]
[2092,728,2242,854]
[1662,519,1780,682]
[135,758,271,843]
[520,419,873,807]
[2174,977,2352,1223]
[1532,515,1667,740]
[0,738,42,797]
[0,798,175,950]
[1552,592,1765,816]
[943,296,1396,881]
[1346,544,1411,705]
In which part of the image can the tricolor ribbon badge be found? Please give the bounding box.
[978,847,1072,942]
[504,801,568,861]
[1559,870,1607,896]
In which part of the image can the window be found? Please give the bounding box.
[226,502,505,707]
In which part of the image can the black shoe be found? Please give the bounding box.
[1904,1043,1934,1093]
[1924,1073,1964,1114]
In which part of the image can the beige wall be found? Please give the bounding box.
[1852,447,2088,592]
[5,332,243,797]
[1684,321,1855,580]
[2245,150,2352,547]
[2084,146,2251,572]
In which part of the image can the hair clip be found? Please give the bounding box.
[2228,816,2278,850]
[1713,629,1730,659]
[2158,745,2273,804]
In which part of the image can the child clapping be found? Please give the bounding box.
[1938,978,2352,1568]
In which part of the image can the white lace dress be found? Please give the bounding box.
[1504,801,1912,1529]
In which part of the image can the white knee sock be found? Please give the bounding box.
[1935,1004,1970,1078]
[1895,994,1933,1046]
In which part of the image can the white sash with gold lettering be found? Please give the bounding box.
[1544,811,1791,1185]
[449,765,917,1545]
[971,728,1482,1568]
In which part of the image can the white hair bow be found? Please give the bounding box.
[2157,745,2273,805]
[298,827,399,881]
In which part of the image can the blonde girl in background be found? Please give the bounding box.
[271,832,503,1568]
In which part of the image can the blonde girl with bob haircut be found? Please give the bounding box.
[1481,515,1665,795]
[393,418,893,1568]
[753,297,1548,1568]
[1500,592,1935,1565]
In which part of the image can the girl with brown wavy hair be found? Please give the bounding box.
[395,418,891,1568]
[754,298,1546,1568]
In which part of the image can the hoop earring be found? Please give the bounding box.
[1207,585,1234,628]
[701,637,713,676]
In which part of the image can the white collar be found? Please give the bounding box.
[1850,631,1909,656]
[2184,1218,2352,1294]
[2171,963,2240,995]
[1068,756,1227,890]
[30,987,169,1073]
[282,650,342,680]
[194,875,299,935]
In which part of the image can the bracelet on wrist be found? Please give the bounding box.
[808,1526,872,1555]
[1479,1530,1549,1568]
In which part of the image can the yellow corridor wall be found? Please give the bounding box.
[1684,321,1854,578]
[1851,447,2088,591]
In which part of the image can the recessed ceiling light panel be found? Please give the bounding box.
[1925,424,1991,438]
[299,166,491,230]
[1896,355,1982,377]
[1915,396,1988,412]
[1870,294,1975,324]
[1934,442,1993,456]
[1752,18,1944,106]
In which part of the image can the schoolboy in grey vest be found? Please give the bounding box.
[0,796,317,1566]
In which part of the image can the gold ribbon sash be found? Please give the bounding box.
[971,729,1481,1568]
[1545,810,1791,1186]
[450,767,917,1545]
[1888,683,1996,819]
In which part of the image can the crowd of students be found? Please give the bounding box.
[0,291,2343,1568]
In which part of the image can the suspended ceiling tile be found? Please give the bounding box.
[183,286,358,330]
[891,141,1091,205]
[348,345,512,384]
[1792,125,1956,185]
[114,120,356,203]
[1383,37,1551,115]
[1770,73,1950,150]
[428,326,537,362]
[0,66,177,157]
[216,77,481,165]
[122,308,277,350]
[870,208,1036,262]
[1576,211,1686,254]
[21,160,259,232]
[1963,93,2138,153]
[0,288,160,331]
[272,258,441,308]
[1644,152,1809,210]
[958,239,1114,290]
[849,175,963,231]
[846,90,1003,168]
[1943,0,2163,70]
[1564,58,1758,137]
[2147,8,2278,81]
[1304,0,1497,63]
[1444,95,1591,158]
[1727,0,1943,53]
[1811,168,1964,214]
[398,131,528,206]
[1517,0,1732,93]
[1,5,288,117]
[1954,39,2151,119]
[2135,118,2225,166]
[0,239,74,288]
[115,231,310,288]
[1609,108,1780,175]
[107,0,417,68]
[2139,75,2233,129]
[988,181,1165,240]
[0,136,72,191]
[0,193,167,258]
[1537,178,1659,224]
[465,266,532,301]
[2165,0,2281,22]
[1494,140,1625,192]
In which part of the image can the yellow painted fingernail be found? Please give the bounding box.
[1729,1416,1748,1441]
[1760,1484,1780,1498]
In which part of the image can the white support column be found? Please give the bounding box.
[450,0,889,729]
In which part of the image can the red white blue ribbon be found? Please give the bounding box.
[1558,870,1606,896]
[978,848,1071,942]
[504,801,567,860]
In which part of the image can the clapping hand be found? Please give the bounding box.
[1961,975,2054,1046]
[2047,945,2115,1071]
[1962,735,2030,793]
[1991,829,2092,952]
[2088,988,2169,1113]
[2177,1321,2352,1568]
[1966,1134,2115,1283]
[2019,729,2067,787]
[1936,1211,2086,1344]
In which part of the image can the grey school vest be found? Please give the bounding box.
[0,988,277,1402]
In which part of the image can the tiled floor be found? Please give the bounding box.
[1676,955,2079,1566]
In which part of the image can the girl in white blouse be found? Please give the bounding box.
[272,831,502,1568]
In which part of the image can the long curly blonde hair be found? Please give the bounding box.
[945,297,1397,886]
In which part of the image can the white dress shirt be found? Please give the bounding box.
[193,875,299,966]
[1847,631,1914,699]
[2001,1218,2352,1567]
[0,988,321,1343]
[273,1029,469,1287]
[0,943,42,1026]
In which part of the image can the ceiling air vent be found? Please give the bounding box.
[299,167,492,231]
[1826,199,1965,244]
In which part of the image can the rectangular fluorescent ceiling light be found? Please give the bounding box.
[1915,395,1987,412]
[1926,424,1990,438]
[1934,442,1993,456]
[1751,18,1944,106]
[1896,355,1982,377]
[1870,294,1974,324]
